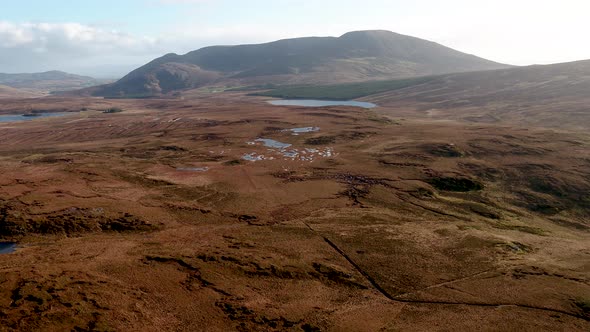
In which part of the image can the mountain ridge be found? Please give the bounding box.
[91,30,511,97]
[0,84,43,99]
[359,58,590,130]
[0,71,107,93]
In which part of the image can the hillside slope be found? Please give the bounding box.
[93,30,510,97]
[362,59,590,130]
[0,85,43,99]
[0,71,105,93]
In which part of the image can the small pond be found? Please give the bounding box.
[0,113,68,123]
[268,99,376,109]
[243,137,335,162]
[251,138,292,149]
[283,127,320,134]
[242,153,267,161]
[0,242,17,254]
[176,167,209,172]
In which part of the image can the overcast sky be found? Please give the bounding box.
[1,0,589,77]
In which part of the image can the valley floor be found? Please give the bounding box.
[0,93,588,331]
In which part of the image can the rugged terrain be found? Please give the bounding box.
[90,30,509,97]
[0,88,588,330]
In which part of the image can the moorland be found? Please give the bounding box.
[0,30,588,331]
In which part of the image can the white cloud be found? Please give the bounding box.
[0,21,160,54]
[150,0,590,66]
[156,0,208,3]
[0,21,164,77]
[2,0,590,77]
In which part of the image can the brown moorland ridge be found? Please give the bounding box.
[0,84,43,99]
[0,89,588,330]
[361,59,590,130]
[88,30,510,97]
[0,71,106,93]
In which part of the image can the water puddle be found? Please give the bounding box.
[243,138,336,162]
[0,242,17,254]
[176,167,209,172]
[283,127,320,135]
[0,113,68,123]
[268,99,376,109]
[251,138,292,149]
[242,153,268,161]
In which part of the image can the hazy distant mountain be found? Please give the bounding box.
[92,30,510,97]
[0,71,107,93]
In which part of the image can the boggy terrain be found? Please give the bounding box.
[0,93,589,331]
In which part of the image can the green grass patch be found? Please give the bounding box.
[223,159,243,166]
[428,177,484,192]
[367,113,396,124]
[253,76,437,100]
[102,107,124,114]
[104,93,155,99]
[304,136,337,145]
[575,298,590,313]
[227,83,278,92]
[457,225,482,231]
[493,223,546,236]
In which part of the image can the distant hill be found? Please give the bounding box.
[364,59,590,104]
[360,59,590,130]
[92,30,510,97]
[0,71,107,93]
[255,59,590,130]
[0,85,43,99]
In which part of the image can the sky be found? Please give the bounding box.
[1,0,589,77]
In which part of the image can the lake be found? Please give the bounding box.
[0,113,68,123]
[268,99,377,109]
[0,242,16,254]
[251,138,292,149]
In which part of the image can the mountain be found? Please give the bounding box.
[0,71,107,93]
[360,59,590,130]
[92,30,511,97]
[0,85,43,99]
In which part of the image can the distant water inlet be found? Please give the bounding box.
[268,99,376,109]
[0,242,17,254]
[0,113,68,123]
